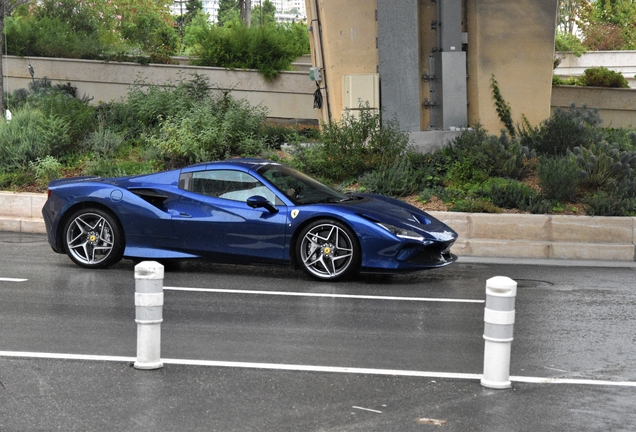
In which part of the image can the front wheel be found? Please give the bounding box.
[63,208,124,269]
[296,219,360,281]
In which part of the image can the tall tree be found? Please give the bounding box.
[239,0,251,27]
[218,0,238,25]
[251,0,276,26]
[0,0,31,117]
[557,0,587,34]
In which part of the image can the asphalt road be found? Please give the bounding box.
[1,231,636,431]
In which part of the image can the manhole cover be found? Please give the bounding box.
[515,278,553,288]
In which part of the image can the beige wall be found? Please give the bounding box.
[306,0,558,133]
[551,85,636,128]
[305,0,378,122]
[2,56,316,121]
[465,0,558,131]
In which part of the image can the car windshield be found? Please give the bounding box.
[257,164,350,205]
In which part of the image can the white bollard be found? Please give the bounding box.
[481,276,517,389]
[134,261,164,370]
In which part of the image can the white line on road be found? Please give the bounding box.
[1,351,635,388]
[0,277,27,282]
[163,286,484,303]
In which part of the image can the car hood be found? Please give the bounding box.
[337,194,457,242]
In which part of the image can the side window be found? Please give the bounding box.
[186,170,279,204]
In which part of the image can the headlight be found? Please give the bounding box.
[377,223,424,241]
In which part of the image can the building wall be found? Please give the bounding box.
[305,0,378,122]
[377,0,420,132]
[465,0,558,131]
[306,0,558,134]
[2,56,316,122]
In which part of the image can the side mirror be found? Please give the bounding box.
[247,195,279,214]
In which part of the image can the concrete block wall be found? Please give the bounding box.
[431,211,636,261]
[0,192,47,234]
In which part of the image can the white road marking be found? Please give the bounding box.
[164,286,484,303]
[352,406,382,413]
[0,277,28,282]
[1,351,635,387]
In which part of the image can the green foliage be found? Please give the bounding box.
[121,11,180,61]
[0,109,70,171]
[357,158,422,197]
[537,156,581,202]
[251,0,277,26]
[110,74,211,135]
[290,107,411,182]
[5,15,107,59]
[552,75,579,86]
[569,142,636,189]
[83,127,124,158]
[555,32,586,56]
[579,66,629,88]
[581,0,636,50]
[521,105,602,156]
[83,160,157,178]
[451,198,502,214]
[442,126,533,186]
[185,18,309,79]
[29,156,63,187]
[147,94,268,168]
[583,191,634,216]
[490,75,515,137]
[476,177,548,212]
[7,78,95,149]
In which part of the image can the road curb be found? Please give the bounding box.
[2,192,635,262]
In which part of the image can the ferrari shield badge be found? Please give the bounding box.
[291,209,300,219]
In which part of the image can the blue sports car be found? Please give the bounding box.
[42,159,458,281]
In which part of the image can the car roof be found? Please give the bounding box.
[182,158,279,173]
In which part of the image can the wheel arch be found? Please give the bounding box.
[289,215,361,269]
[55,201,125,252]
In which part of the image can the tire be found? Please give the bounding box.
[63,207,125,269]
[296,219,360,281]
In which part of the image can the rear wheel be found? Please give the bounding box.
[296,219,359,281]
[63,208,124,269]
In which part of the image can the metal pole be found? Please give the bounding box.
[481,276,517,389]
[134,261,164,370]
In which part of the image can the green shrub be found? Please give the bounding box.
[7,78,95,148]
[477,178,537,209]
[579,66,629,88]
[147,94,267,168]
[0,109,70,171]
[83,160,157,178]
[583,191,633,216]
[357,158,422,197]
[291,107,411,182]
[5,15,106,59]
[83,127,124,158]
[109,75,212,137]
[537,156,581,202]
[451,198,502,214]
[552,75,579,86]
[442,126,533,186]
[555,32,586,56]
[521,105,602,156]
[569,143,636,190]
[186,18,309,80]
[29,156,63,187]
[260,122,302,148]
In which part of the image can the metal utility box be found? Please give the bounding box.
[428,51,468,130]
[343,73,380,112]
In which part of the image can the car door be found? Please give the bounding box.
[171,169,289,262]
